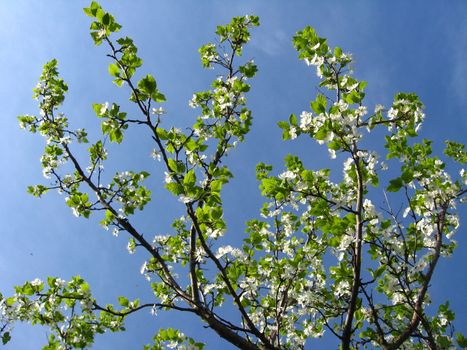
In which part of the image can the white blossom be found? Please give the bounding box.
[374,104,384,113]
[30,278,42,287]
[289,126,297,140]
[164,171,174,184]
[151,149,161,161]
[387,107,398,120]
[215,245,234,259]
[178,195,193,204]
[151,107,165,115]
[278,170,297,181]
[100,102,109,115]
[140,261,147,275]
[300,111,313,130]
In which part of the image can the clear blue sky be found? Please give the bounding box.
[0,1,466,349]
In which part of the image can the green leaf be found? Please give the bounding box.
[23,283,35,296]
[2,332,11,345]
[165,182,184,196]
[153,91,166,102]
[27,185,49,197]
[315,126,329,141]
[210,180,222,193]
[102,12,110,26]
[387,177,403,192]
[157,127,169,140]
[239,62,257,78]
[108,63,120,77]
[83,1,101,17]
[289,113,298,126]
[344,90,363,104]
[444,140,467,163]
[401,169,414,183]
[211,207,223,220]
[138,74,157,95]
[168,158,179,173]
[334,46,342,58]
[311,94,326,114]
[183,170,196,187]
[372,265,386,279]
[118,296,129,307]
[277,121,289,130]
[109,128,123,143]
[456,333,467,348]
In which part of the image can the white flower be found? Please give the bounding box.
[231,248,247,260]
[100,102,109,115]
[460,169,466,185]
[59,136,71,145]
[127,241,136,254]
[402,207,411,218]
[206,227,225,239]
[356,106,367,117]
[178,195,193,204]
[167,341,179,349]
[30,278,42,287]
[300,111,313,130]
[439,315,449,326]
[335,280,351,297]
[356,150,367,158]
[153,234,170,244]
[304,53,324,67]
[215,245,234,259]
[150,149,161,161]
[311,42,320,50]
[343,157,354,183]
[417,218,434,236]
[194,248,205,263]
[79,298,93,313]
[336,99,349,111]
[150,304,158,316]
[55,278,66,288]
[164,171,174,184]
[42,167,52,179]
[188,94,198,108]
[151,107,165,115]
[278,170,296,181]
[289,126,297,140]
[374,104,384,113]
[71,207,80,217]
[97,28,106,39]
[392,292,405,305]
[387,107,398,120]
[363,199,376,216]
[140,261,147,275]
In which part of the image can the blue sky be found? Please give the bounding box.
[1,1,466,349]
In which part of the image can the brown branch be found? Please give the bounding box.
[341,150,364,350]
[386,205,447,349]
[187,205,278,350]
[189,225,201,304]
[62,143,189,303]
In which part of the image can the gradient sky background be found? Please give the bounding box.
[1,1,466,349]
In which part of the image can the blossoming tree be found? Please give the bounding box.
[2,2,466,349]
